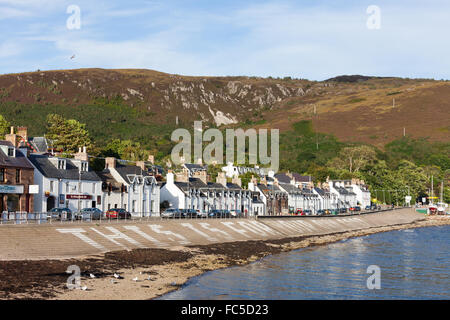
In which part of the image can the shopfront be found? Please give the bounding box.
[0,184,27,212]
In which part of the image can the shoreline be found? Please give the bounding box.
[1,215,449,300]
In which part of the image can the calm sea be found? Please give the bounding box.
[159,225,450,300]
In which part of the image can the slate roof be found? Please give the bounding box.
[28,137,49,153]
[226,183,242,190]
[314,187,331,198]
[96,170,123,191]
[28,154,101,181]
[0,141,35,169]
[279,183,302,194]
[275,172,312,184]
[184,163,207,173]
[114,163,152,184]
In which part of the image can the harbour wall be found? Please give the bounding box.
[0,208,425,261]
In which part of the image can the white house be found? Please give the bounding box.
[160,169,256,215]
[101,157,160,217]
[222,162,265,178]
[350,179,371,208]
[29,148,103,213]
[329,180,358,208]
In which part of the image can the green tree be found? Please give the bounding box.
[0,114,10,139]
[328,145,377,173]
[46,114,92,153]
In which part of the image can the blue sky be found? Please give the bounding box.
[0,0,449,80]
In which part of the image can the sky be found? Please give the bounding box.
[0,0,449,80]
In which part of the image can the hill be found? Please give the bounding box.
[0,68,449,149]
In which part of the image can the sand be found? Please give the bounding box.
[1,215,449,300]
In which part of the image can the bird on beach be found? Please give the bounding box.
[132,277,139,282]
[113,273,120,279]
[146,276,151,281]
[89,273,96,279]
[81,286,88,291]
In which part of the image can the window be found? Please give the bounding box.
[7,148,14,157]
[92,183,95,193]
[50,181,54,192]
[0,168,5,182]
[66,183,69,193]
[15,169,20,183]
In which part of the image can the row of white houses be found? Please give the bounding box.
[160,164,371,216]
[3,124,370,216]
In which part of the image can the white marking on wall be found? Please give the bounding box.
[199,223,234,241]
[91,227,142,250]
[247,221,282,236]
[148,224,191,245]
[221,222,251,238]
[288,221,309,233]
[293,221,316,233]
[276,221,300,233]
[57,228,106,251]
[123,226,167,247]
[181,223,218,242]
[236,221,268,236]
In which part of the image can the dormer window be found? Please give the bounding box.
[7,147,15,157]
[57,160,66,170]
[80,161,88,172]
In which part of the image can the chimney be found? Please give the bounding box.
[17,126,28,142]
[232,176,242,187]
[261,176,267,186]
[105,157,116,169]
[193,170,207,184]
[216,172,227,187]
[5,126,17,147]
[286,171,293,179]
[273,177,279,186]
[136,161,146,171]
[166,170,174,185]
[175,168,189,183]
[147,155,154,164]
[74,146,89,161]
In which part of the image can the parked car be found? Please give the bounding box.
[324,209,331,215]
[294,209,303,216]
[349,207,356,212]
[161,208,181,219]
[339,208,348,214]
[354,206,361,212]
[75,208,104,220]
[303,209,312,216]
[230,210,244,218]
[47,208,73,220]
[365,205,371,210]
[105,208,132,219]
[330,209,339,215]
[317,209,325,215]
[208,209,231,218]
[180,209,198,218]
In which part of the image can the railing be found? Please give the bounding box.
[0,210,257,225]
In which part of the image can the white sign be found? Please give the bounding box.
[0,185,24,194]
[29,185,39,194]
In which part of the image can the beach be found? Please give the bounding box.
[1,214,448,300]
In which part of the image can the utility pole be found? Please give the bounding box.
[431,175,434,205]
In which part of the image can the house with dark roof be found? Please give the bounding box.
[274,171,313,188]
[0,139,36,213]
[101,157,160,216]
[28,147,103,213]
[248,177,288,215]
[222,162,266,178]
[160,170,256,215]
[329,180,358,208]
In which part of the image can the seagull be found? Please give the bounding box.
[113,273,120,279]
[81,286,88,291]
[89,273,96,279]
[146,276,151,281]
[132,277,139,282]
[70,54,75,60]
